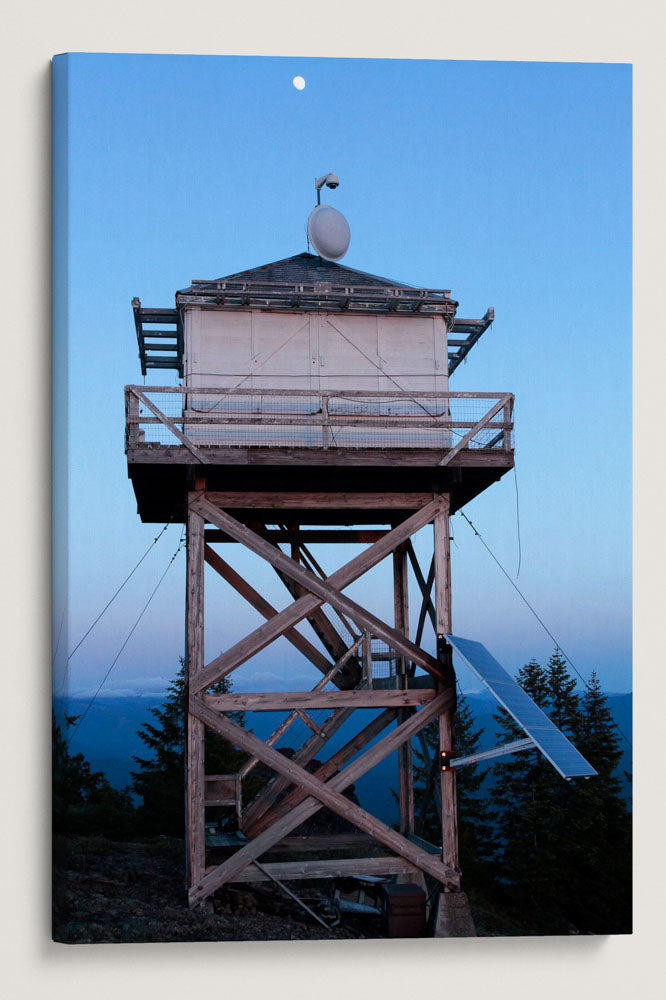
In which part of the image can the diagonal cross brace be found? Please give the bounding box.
[244,707,397,838]
[132,388,210,464]
[203,543,335,677]
[189,688,457,903]
[190,495,444,693]
[437,395,509,467]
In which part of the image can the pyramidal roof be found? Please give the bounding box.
[179,252,419,293]
[176,252,457,318]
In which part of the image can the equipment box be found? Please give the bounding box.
[384,883,427,938]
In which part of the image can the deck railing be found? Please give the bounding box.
[125,386,514,464]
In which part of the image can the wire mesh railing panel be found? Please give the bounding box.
[125,387,514,456]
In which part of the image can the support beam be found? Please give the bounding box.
[272,542,356,675]
[203,491,435,509]
[451,737,536,768]
[185,502,206,889]
[219,857,422,883]
[245,708,397,837]
[203,689,435,711]
[203,544,336,677]
[188,689,457,903]
[190,496,445,692]
[434,501,459,875]
[240,706,354,832]
[394,543,414,837]
[406,543,437,637]
[205,529,390,544]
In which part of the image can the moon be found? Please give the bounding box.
[292,76,306,91]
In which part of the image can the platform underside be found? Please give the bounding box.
[126,447,514,523]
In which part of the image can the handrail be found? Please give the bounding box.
[125,386,514,462]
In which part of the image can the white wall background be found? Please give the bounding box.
[2,2,664,999]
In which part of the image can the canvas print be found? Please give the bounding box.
[52,53,632,942]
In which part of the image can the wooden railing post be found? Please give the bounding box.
[126,388,140,449]
[503,394,513,451]
[321,394,331,450]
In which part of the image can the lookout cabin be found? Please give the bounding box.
[125,252,514,524]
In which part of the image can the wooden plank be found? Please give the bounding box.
[188,690,458,903]
[203,491,435,509]
[207,833,381,853]
[126,446,514,469]
[433,504,452,636]
[132,388,209,465]
[203,544,334,676]
[245,707,397,837]
[191,497,444,688]
[205,529,389,544]
[433,501,458,873]
[394,543,414,838]
[186,504,206,893]
[191,497,446,693]
[268,835,379,853]
[203,689,435,711]
[439,708,459,872]
[221,857,421,883]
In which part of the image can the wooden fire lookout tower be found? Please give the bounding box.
[125,233,517,933]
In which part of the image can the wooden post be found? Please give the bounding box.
[394,543,414,836]
[186,498,206,901]
[433,498,458,873]
[126,388,140,449]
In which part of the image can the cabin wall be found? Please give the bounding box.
[183,308,449,394]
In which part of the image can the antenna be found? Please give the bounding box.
[308,172,350,261]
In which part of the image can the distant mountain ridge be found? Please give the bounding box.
[54,689,632,821]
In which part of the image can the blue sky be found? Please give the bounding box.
[52,53,632,700]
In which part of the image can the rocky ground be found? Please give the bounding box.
[52,836,387,944]
[53,835,530,943]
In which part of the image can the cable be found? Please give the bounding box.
[57,521,172,698]
[67,530,185,747]
[459,510,632,750]
[52,608,65,668]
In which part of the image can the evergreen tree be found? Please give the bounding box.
[131,658,250,837]
[413,691,496,888]
[546,648,581,734]
[491,654,632,934]
[563,672,632,933]
[491,657,566,932]
[52,712,135,839]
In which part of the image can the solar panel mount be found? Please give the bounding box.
[445,634,597,780]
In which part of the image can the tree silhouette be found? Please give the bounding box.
[491,653,631,934]
[413,691,496,888]
[131,659,250,837]
[52,712,135,839]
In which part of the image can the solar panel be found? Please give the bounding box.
[445,634,597,779]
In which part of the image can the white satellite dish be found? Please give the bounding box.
[307,204,351,262]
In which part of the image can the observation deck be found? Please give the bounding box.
[124,385,515,524]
